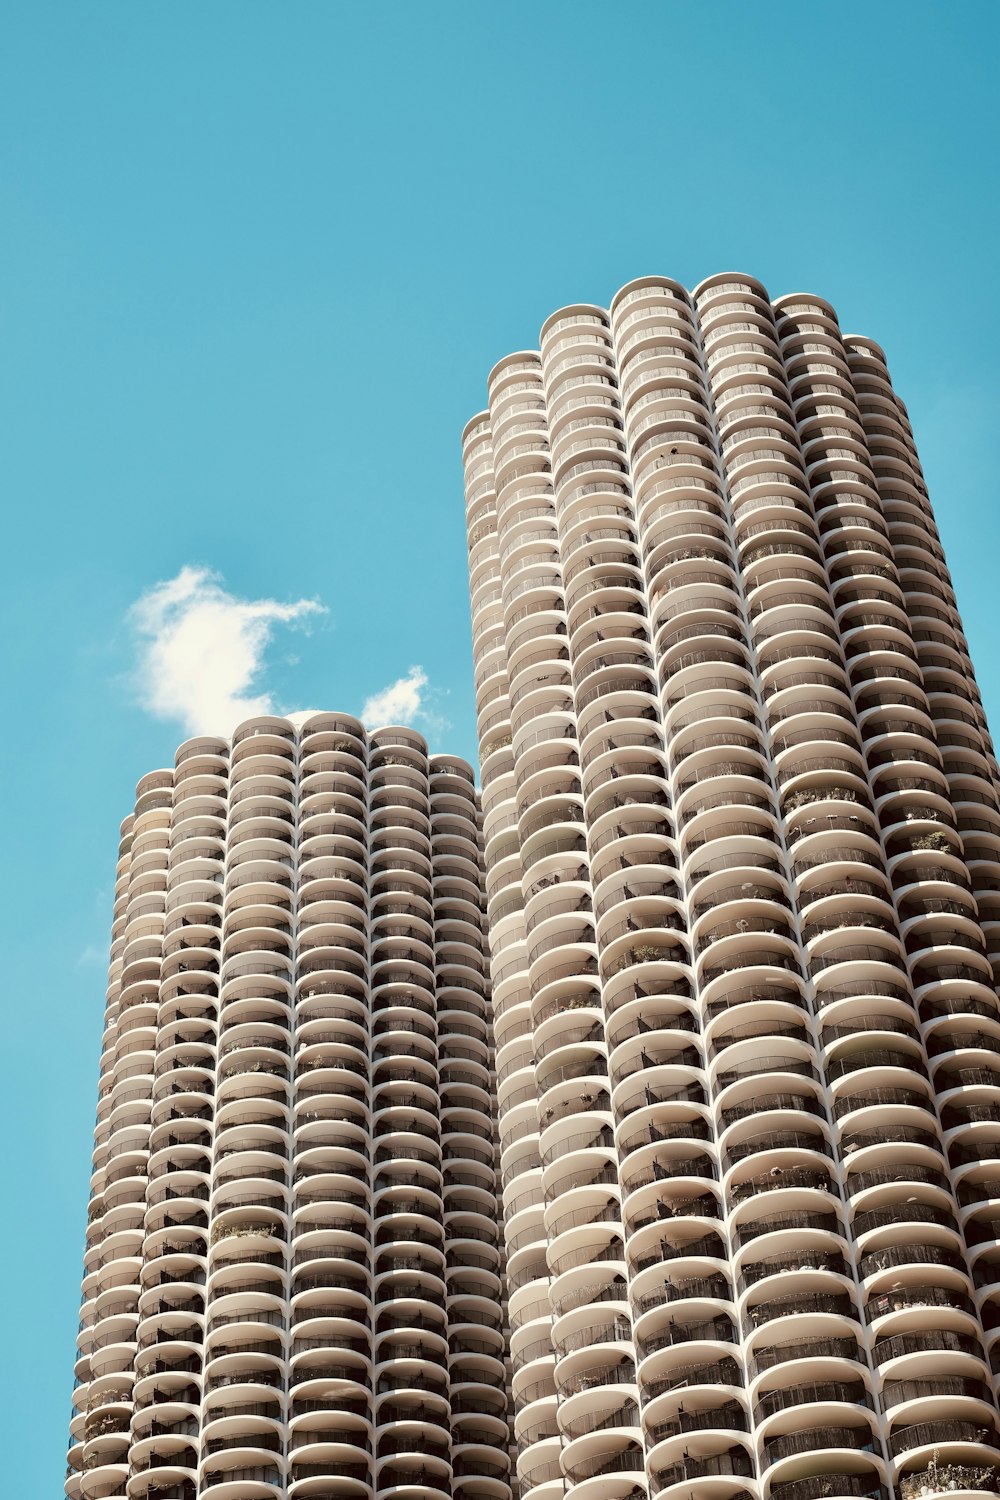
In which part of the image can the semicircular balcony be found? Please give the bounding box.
[300,887,369,947]
[369,947,434,1012]
[200,1347,283,1432]
[231,714,296,751]
[606,948,692,1040]
[373,1457,450,1500]
[642,1369,748,1488]
[619,346,703,431]
[638,470,728,552]
[215,1018,288,1082]
[665,654,757,743]
[296,710,364,754]
[848,1139,961,1250]
[129,1388,201,1460]
[552,1320,636,1437]
[76,1411,132,1498]
[573,654,660,738]
[450,1440,510,1500]
[295,1049,370,1131]
[300,760,367,817]
[871,1296,990,1401]
[197,1437,285,1500]
[558,1425,647,1500]
[287,1405,374,1499]
[293,977,365,1049]
[645,529,739,616]
[162,896,220,962]
[893,1454,1000,1500]
[705,971,804,1062]
[202,1275,284,1363]
[514,1423,562,1500]
[648,1432,753,1500]
[126,1422,200,1498]
[635,1266,738,1390]
[208,1200,288,1271]
[759,1423,884,1500]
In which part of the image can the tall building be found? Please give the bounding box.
[66,714,511,1500]
[462,275,1000,1500]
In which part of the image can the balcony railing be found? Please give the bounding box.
[652,1445,753,1489]
[738,1248,848,1292]
[645,1392,746,1452]
[745,1288,857,1334]
[640,1354,742,1401]
[735,1209,842,1248]
[873,1328,985,1365]
[638,1314,736,1357]
[763,1422,876,1465]
[890,1417,1000,1458]
[750,1332,860,1375]
[770,1474,886,1500]
[866,1283,975,1321]
[754,1377,869,1422]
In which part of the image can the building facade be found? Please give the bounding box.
[66,714,510,1500]
[462,274,1000,1500]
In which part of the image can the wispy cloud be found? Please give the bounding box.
[77,943,106,969]
[361,665,450,737]
[129,566,326,736]
[361,666,429,727]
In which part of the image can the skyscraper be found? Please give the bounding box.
[66,270,1000,1500]
[66,714,511,1500]
[463,275,1000,1500]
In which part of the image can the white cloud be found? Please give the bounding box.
[129,566,326,736]
[361,665,450,737]
[361,666,429,729]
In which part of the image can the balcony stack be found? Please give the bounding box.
[464,273,1000,1500]
[67,717,510,1500]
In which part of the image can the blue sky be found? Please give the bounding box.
[2,0,999,1486]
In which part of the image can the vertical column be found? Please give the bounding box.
[481,353,569,1500]
[540,301,648,1499]
[432,756,511,1500]
[201,719,290,1500]
[368,727,451,1500]
[290,713,374,1500]
[71,773,174,1500]
[621,275,760,1500]
[140,741,226,1500]
[464,399,538,1498]
[695,276,882,1500]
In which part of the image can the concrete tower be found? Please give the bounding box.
[66,714,511,1500]
[463,274,1000,1500]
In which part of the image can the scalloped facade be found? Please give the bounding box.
[65,714,510,1500]
[463,274,1000,1500]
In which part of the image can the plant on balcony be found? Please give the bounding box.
[900,1455,1000,1496]
[618,944,667,968]
[209,1221,273,1245]
[560,992,598,1012]
[784,786,858,811]
[911,831,953,852]
[85,1413,126,1439]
